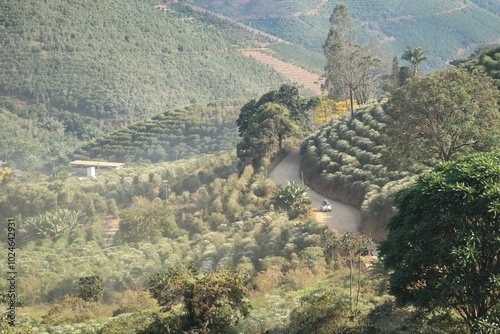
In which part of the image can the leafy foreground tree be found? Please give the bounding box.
[236,84,319,168]
[272,180,312,219]
[383,68,500,168]
[149,266,250,334]
[380,152,500,330]
[77,275,105,302]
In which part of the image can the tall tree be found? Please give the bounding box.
[324,3,352,51]
[237,103,298,167]
[383,69,500,168]
[379,152,500,329]
[323,4,383,116]
[401,46,429,77]
[384,56,400,92]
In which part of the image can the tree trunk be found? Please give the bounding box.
[349,88,355,117]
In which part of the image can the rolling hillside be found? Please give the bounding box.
[0,0,323,170]
[190,0,500,72]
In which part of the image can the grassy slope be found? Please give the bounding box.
[191,0,500,72]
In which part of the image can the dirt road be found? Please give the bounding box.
[270,149,362,235]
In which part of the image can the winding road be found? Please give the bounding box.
[270,149,362,235]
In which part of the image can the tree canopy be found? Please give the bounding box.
[236,84,317,168]
[379,152,500,328]
[383,68,500,168]
[460,45,500,89]
[149,266,250,333]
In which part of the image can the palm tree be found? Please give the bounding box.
[401,46,429,77]
[272,181,312,219]
[24,209,83,241]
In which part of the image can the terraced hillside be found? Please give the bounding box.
[0,0,286,171]
[191,0,500,72]
[72,99,244,164]
[240,49,323,95]
[0,0,329,170]
[301,104,416,240]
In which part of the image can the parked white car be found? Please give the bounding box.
[321,199,332,212]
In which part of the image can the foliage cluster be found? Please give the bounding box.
[149,266,251,333]
[236,85,319,168]
[460,45,500,89]
[0,106,82,170]
[384,69,500,167]
[311,94,356,128]
[42,296,111,326]
[272,181,312,219]
[380,152,500,329]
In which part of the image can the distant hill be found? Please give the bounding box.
[0,0,282,126]
[190,0,500,72]
[0,0,321,169]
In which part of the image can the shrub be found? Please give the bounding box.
[42,296,111,325]
[283,268,315,290]
[253,268,284,292]
[112,290,158,316]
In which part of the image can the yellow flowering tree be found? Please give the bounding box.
[311,95,356,128]
[0,167,13,181]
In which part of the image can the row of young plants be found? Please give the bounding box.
[71,99,244,164]
[0,152,235,239]
[301,103,416,238]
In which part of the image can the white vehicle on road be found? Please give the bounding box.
[321,199,332,212]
